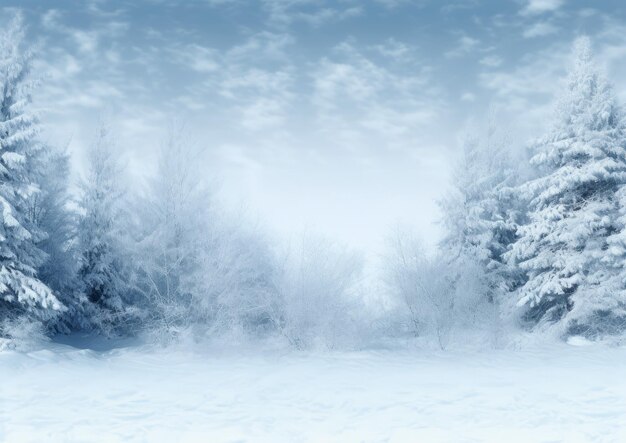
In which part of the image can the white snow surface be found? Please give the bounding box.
[1,338,626,442]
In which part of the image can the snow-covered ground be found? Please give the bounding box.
[1,338,626,443]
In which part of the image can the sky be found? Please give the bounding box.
[4,0,626,255]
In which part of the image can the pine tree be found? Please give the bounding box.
[76,125,131,331]
[28,145,84,331]
[0,15,62,325]
[28,146,76,293]
[590,184,626,336]
[507,37,626,332]
[439,126,520,305]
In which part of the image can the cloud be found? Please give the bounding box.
[227,31,293,62]
[297,6,362,27]
[56,80,124,108]
[370,38,411,60]
[371,0,417,8]
[480,55,503,67]
[219,68,293,99]
[523,21,558,38]
[176,44,219,73]
[520,0,563,16]
[85,0,127,18]
[578,8,597,18]
[445,35,480,58]
[461,92,476,102]
[479,49,564,99]
[171,32,297,130]
[261,0,362,27]
[34,6,137,116]
[478,42,569,140]
[41,9,61,29]
[218,33,295,131]
[313,61,377,108]
[161,29,297,127]
[41,8,128,54]
[311,40,441,149]
[239,98,288,130]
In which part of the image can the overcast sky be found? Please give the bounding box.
[4,0,626,255]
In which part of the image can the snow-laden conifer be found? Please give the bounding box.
[0,15,61,325]
[439,126,520,306]
[508,37,626,332]
[76,125,133,332]
[28,146,85,331]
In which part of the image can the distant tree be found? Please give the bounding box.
[132,127,278,342]
[277,234,366,350]
[27,145,83,331]
[438,126,521,311]
[190,216,278,337]
[76,125,134,333]
[507,37,626,334]
[383,228,491,349]
[131,128,209,340]
[0,14,62,328]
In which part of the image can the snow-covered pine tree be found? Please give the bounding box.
[28,146,76,293]
[592,185,626,336]
[439,126,520,306]
[76,125,133,332]
[507,37,626,333]
[0,14,62,326]
[27,145,84,331]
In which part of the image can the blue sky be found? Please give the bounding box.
[4,0,626,254]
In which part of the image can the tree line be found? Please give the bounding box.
[1,16,625,349]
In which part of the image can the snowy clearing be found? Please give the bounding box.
[2,341,626,443]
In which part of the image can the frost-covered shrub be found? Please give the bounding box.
[276,235,368,350]
[383,230,497,349]
[130,129,279,343]
[0,317,49,351]
[88,302,145,338]
[185,216,279,339]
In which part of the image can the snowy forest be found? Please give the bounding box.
[1,17,626,351]
[3,3,626,442]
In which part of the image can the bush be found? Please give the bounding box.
[0,317,49,352]
[276,235,369,350]
[382,229,497,349]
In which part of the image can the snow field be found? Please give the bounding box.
[2,342,626,442]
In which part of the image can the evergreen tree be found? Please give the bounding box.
[28,145,84,331]
[76,125,132,332]
[590,184,626,336]
[28,146,76,294]
[507,37,626,332]
[0,15,62,325]
[439,126,520,306]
